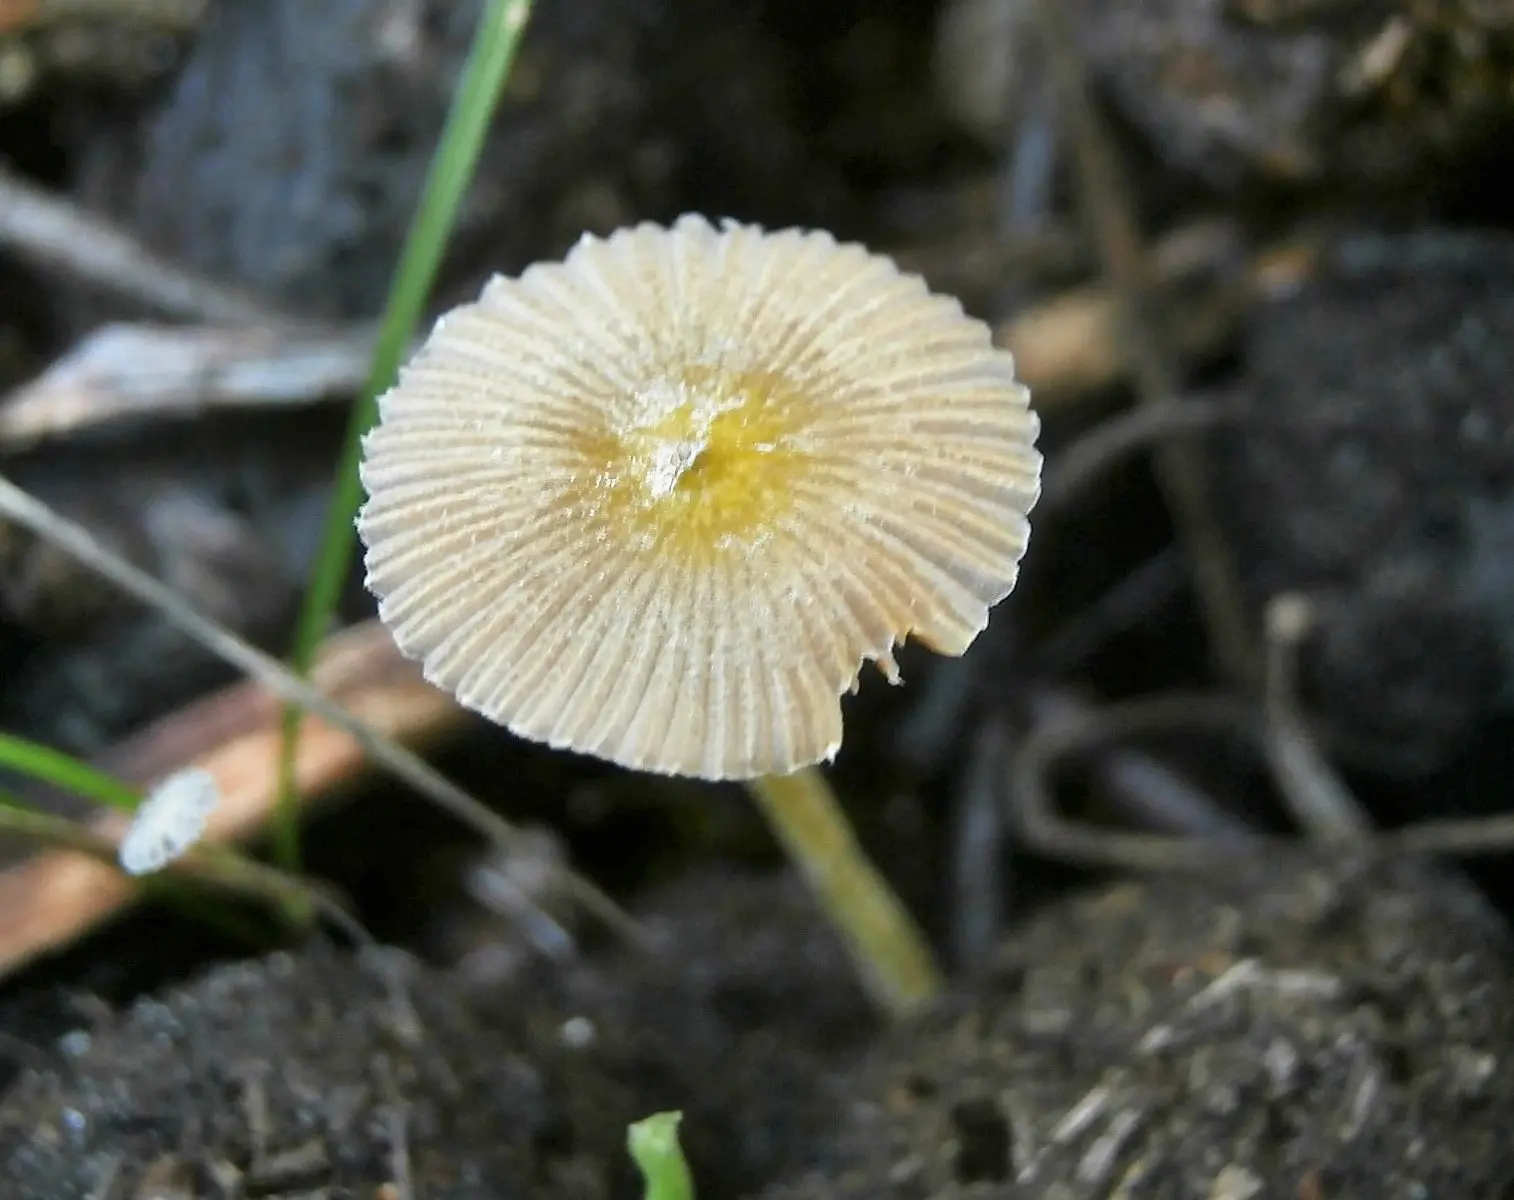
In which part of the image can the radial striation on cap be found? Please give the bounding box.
[357,214,1041,780]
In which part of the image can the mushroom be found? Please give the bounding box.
[357,214,1041,1014]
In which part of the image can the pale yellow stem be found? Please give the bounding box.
[746,766,943,1018]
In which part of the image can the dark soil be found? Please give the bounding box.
[764,852,1514,1199]
[1208,229,1514,777]
[1,942,645,1200]
[0,867,873,1200]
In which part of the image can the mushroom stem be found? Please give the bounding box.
[746,767,943,1018]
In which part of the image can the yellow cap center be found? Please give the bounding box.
[576,365,818,559]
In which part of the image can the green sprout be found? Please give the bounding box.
[628,1111,695,1200]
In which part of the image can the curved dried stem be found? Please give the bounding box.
[1009,686,1514,870]
[1008,692,1281,871]
[1262,594,1372,839]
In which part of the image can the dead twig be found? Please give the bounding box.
[1024,689,1256,844]
[1008,692,1276,871]
[1262,594,1372,839]
[0,164,275,324]
[1032,0,1258,685]
[0,322,378,450]
[0,473,644,949]
[1010,686,1514,868]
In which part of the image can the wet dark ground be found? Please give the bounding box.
[8,852,1514,1198]
[768,851,1514,1200]
[2,1,1514,1196]
[0,868,876,1199]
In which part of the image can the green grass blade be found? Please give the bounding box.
[273,0,536,869]
[628,1112,695,1200]
[0,732,140,811]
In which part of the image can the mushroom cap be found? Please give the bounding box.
[357,214,1041,780]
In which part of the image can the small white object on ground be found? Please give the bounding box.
[117,766,221,876]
